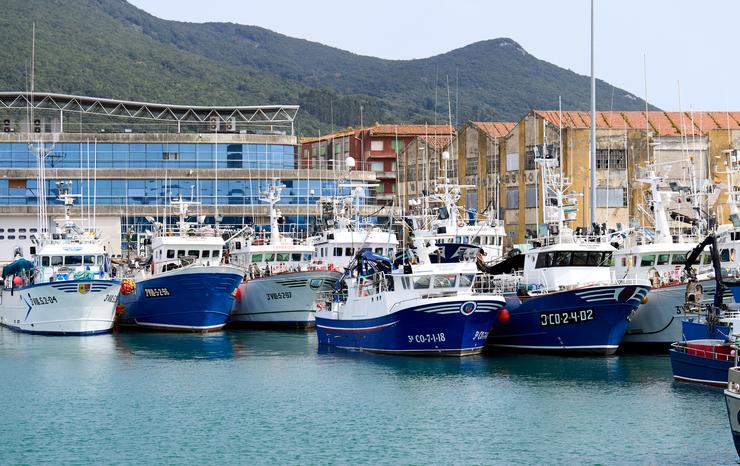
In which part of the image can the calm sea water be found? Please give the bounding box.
[0,328,736,465]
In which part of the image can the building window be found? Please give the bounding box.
[370,140,384,151]
[391,140,404,154]
[506,153,519,172]
[370,161,384,172]
[162,151,179,161]
[8,180,25,189]
[595,187,627,207]
[506,187,519,209]
[595,149,626,169]
[525,185,538,208]
[524,146,537,170]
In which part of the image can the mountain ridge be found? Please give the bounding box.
[0,0,657,134]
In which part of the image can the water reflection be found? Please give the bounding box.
[113,331,239,360]
[316,344,676,387]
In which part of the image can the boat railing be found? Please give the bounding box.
[671,341,737,362]
[474,274,650,295]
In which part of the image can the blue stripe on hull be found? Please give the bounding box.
[669,348,732,386]
[316,301,501,356]
[118,272,241,331]
[486,285,649,354]
[0,322,112,336]
[725,394,740,458]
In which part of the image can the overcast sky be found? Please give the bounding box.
[128,0,739,111]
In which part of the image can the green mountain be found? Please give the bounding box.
[0,0,655,134]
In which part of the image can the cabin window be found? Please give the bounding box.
[291,253,302,261]
[459,274,475,287]
[471,237,481,245]
[19,228,26,233]
[41,256,50,266]
[345,248,355,257]
[7,236,14,240]
[188,250,199,257]
[177,250,186,258]
[721,249,733,262]
[657,254,670,266]
[264,253,275,262]
[535,253,551,268]
[167,250,175,259]
[553,251,572,267]
[235,242,242,250]
[621,257,627,267]
[671,254,687,265]
[401,277,411,289]
[84,255,95,265]
[375,248,383,255]
[98,256,104,264]
[702,254,712,265]
[413,276,431,289]
[65,256,82,266]
[334,247,342,256]
[51,256,63,266]
[586,252,602,266]
[389,249,395,257]
[277,253,290,262]
[303,253,312,261]
[572,251,589,266]
[18,235,26,240]
[202,250,210,258]
[212,250,220,258]
[252,254,263,262]
[640,255,655,267]
[433,275,456,288]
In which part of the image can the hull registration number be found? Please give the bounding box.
[540,309,594,326]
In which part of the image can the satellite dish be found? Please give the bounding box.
[346,156,356,168]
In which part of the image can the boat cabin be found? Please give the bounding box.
[522,241,615,291]
[33,243,111,282]
[149,235,225,274]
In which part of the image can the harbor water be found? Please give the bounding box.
[0,328,735,465]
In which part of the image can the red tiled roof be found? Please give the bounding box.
[368,124,454,137]
[470,121,516,139]
[533,110,740,137]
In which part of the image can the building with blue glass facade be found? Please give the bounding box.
[0,92,379,259]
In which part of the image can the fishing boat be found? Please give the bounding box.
[227,182,342,328]
[314,236,506,356]
[724,365,740,457]
[669,233,740,385]
[615,171,719,348]
[309,158,398,271]
[481,156,651,354]
[116,198,243,332]
[0,182,120,335]
[405,159,506,262]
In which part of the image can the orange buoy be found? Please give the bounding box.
[497,308,510,323]
[115,303,125,316]
[12,276,22,287]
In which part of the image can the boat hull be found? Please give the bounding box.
[230,270,342,328]
[669,342,734,387]
[315,296,505,356]
[725,387,740,457]
[486,284,650,354]
[0,279,119,335]
[621,280,721,347]
[117,266,242,332]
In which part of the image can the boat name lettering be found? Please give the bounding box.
[266,291,292,300]
[144,287,171,298]
[407,333,446,344]
[540,309,594,326]
[104,294,117,303]
[473,330,489,341]
[30,296,58,305]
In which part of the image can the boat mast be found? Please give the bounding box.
[589,0,597,231]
